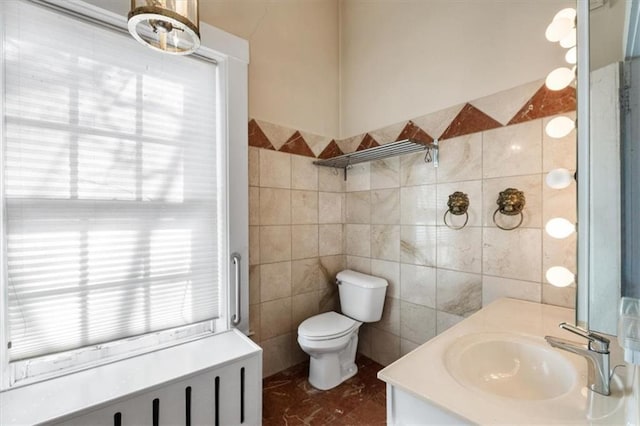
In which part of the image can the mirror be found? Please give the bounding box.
[577,0,640,334]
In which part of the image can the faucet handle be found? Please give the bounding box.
[559,322,610,353]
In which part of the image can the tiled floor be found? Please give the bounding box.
[262,355,386,425]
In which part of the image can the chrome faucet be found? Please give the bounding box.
[545,322,611,396]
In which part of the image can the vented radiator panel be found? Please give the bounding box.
[54,356,261,426]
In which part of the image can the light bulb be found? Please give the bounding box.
[545,17,574,42]
[546,168,573,189]
[565,46,577,64]
[546,266,575,287]
[553,8,577,22]
[545,218,575,239]
[560,28,577,48]
[128,0,201,55]
[545,67,575,91]
[545,116,575,138]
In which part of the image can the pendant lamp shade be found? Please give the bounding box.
[128,0,200,55]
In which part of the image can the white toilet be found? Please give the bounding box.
[297,269,388,390]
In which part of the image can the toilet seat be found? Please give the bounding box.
[298,312,359,341]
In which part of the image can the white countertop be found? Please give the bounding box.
[378,298,634,425]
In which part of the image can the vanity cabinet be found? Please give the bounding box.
[386,385,470,425]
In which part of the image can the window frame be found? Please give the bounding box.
[0,0,249,390]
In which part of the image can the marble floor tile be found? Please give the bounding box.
[262,355,386,425]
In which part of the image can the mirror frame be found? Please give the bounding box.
[577,0,640,334]
[576,0,590,330]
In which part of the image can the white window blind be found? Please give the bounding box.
[3,1,223,361]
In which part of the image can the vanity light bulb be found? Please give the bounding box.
[545,116,575,138]
[565,46,577,64]
[545,17,574,42]
[553,7,577,22]
[545,67,575,91]
[545,168,573,189]
[546,266,575,288]
[545,218,575,239]
[559,27,577,48]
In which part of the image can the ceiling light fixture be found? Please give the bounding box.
[128,0,200,55]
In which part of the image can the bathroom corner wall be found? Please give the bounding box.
[248,78,578,373]
[341,82,577,366]
[247,135,347,377]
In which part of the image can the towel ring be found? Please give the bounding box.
[444,210,469,230]
[444,191,469,230]
[492,188,525,231]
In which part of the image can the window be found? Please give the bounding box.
[1,0,228,386]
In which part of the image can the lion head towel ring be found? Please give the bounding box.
[444,191,469,230]
[493,188,525,231]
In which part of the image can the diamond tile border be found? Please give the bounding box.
[508,85,576,125]
[279,131,316,157]
[357,134,379,151]
[439,103,503,141]
[396,121,433,144]
[248,81,576,158]
[249,119,276,151]
[318,140,343,159]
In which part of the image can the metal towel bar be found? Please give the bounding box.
[313,138,439,180]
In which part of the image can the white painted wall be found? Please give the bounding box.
[84,0,583,140]
[82,0,341,138]
[590,0,627,70]
[339,0,574,138]
[201,0,340,138]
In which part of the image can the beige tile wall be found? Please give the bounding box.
[249,104,576,377]
[349,115,577,365]
[249,148,347,377]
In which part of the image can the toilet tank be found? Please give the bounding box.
[336,270,388,322]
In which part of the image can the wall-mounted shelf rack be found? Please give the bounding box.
[313,138,438,180]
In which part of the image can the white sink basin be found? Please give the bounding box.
[379,300,632,425]
[444,332,578,400]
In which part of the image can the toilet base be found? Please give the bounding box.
[307,333,359,390]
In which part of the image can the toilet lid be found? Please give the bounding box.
[298,312,358,340]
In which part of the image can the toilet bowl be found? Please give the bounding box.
[298,311,362,390]
[297,270,388,390]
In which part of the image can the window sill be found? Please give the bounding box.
[0,329,261,426]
